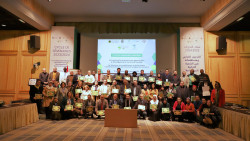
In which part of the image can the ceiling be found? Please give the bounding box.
[221,11,250,31]
[0,6,37,30]
[37,0,216,22]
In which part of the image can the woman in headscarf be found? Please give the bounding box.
[160,98,171,121]
[200,100,221,128]
[211,81,225,107]
[149,95,160,121]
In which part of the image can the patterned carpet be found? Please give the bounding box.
[0,118,243,141]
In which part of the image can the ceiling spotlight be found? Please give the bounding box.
[18,19,25,23]
[236,17,244,22]
[142,0,148,2]
[1,24,6,27]
[48,0,52,2]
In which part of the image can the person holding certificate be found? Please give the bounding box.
[74,80,84,97]
[138,70,147,87]
[110,80,120,100]
[113,68,123,85]
[188,85,200,101]
[85,70,95,86]
[95,69,104,85]
[83,95,95,119]
[188,69,200,89]
[57,82,68,103]
[176,81,189,103]
[133,94,148,119]
[119,79,131,103]
[43,81,55,119]
[149,95,160,121]
[62,91,74,119]
[141,84,150,99]
[91,81,100,100]
[123,70,131,83]
[131,80,141,104]
[166,83,176,109]
[81,85,91,100]
[180,71,190,88]
[183,97,195,122]
[95,95,109,119]
[104,69,113,84]
[73,69,83,85]
[149,83,158,99]
[160,98,171,121]
[200,100,221,128]
[162,69,173,85]
[99,80,111,100]
[147,71,156,85]
[29,79,43,114]
[155,73,163,89]
[74,93,84,118]
[109,94,122,109]
[172,97,185,121]
[123,95,134,109]
[49,97,62,120]
[158,86,166,102]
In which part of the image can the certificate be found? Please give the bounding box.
[86,106,93,112]
[162,108,170,113]
[35,94,42,99]
[47,91,55,97]
[150,104,157,110]
[65,105,73,111]
[190,76,196,82]
[52,105,60,112]
[156,80,162,85]
[78,76,85,81]
[107,79,112,83]
[144,95,150,101]
[116,75,122,80]
[139,76,145,82]
[158,92,164,98]
[138,105,145,110]
[164,82,170,86]
[86,78,93,83]
[112,104,120,109]
[102,93,108,98]
[202,86,210,96]
[124,76,131,81]
[124,107,131,109]
[133,96,138,101]
[97,110,105,116]
[174,110,182,115]
[75,103,83,108]
[203,108,210,114]
[75,89,82,94]
[133,77,137,81]
[112,89,119,94]
[148,77,155,82]
[167,92,174,98]
[124,88,131,94]
[28,78,36,86]
[191,96,195,102]
[91,91,99,96]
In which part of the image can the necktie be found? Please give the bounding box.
[125,85,127,89]
[98,74,100,81]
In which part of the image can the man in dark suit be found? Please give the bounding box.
[119,79,131,103]
[95,95,109,118]
[48,67,60,82]
[123,94,134,109]
[83,95,95,118]
[109,94,122,108]
[113,68,123,85]
[162,69,173,83]
[133,94,148,119]
[131,80,141,104]
[176,81,189,102]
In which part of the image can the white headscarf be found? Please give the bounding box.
[150,95,159,105]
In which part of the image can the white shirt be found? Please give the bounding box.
[80,90,91,100]
[84,75,95,83]
[99,84,110,95]
[59,72,69,83]
[150,99,159,105]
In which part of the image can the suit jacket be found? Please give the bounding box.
[109,99,122,108]
[66,75,74,85]
[95,74,104,82]
[120,84,132,95]
[176,86,189,101]
[180,75,190,88]
[133,98,148,110]
[131,85,141,96]
[48,72,60,82]
[162,73,173,82]
[123,98,134,108]
[84,99,95,110]
[172,75,181,85]
[61,97,75,110]
[103,74,113,82]
[95,99,109,112]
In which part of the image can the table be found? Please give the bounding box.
[0,103,39,134]
[105,109,137,128]
[218,107,250,141]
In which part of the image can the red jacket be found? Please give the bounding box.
[185,103,195,113]
[173,101,185,111]
[211,89,225,107]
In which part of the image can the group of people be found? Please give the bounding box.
[29,67,225,128]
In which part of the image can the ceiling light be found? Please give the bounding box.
[18,19,25,23]
[122,0,131,2]
[236,17,244,22]
[1,24,6,27]
[48,0,52,2]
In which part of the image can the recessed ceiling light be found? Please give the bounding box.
[18,19,25,23]
[1,24,6,27]
[122,0,131,2]
[236,17,244,22]
[48,0,52,2]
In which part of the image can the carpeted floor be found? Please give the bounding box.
[0,118,243,141]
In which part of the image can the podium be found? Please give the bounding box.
[104,109,137,128]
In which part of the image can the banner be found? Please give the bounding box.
[180,27,205,74]
[50,26,75,72]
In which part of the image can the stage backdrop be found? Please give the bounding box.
[180,27,205,74]
[50,26,75,72]
[80,33,177,74]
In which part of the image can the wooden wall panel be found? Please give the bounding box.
[0,30,51,104]
[205,31,250,107]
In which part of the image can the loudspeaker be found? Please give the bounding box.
[30,35,40,49]
[216,36,227,55]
